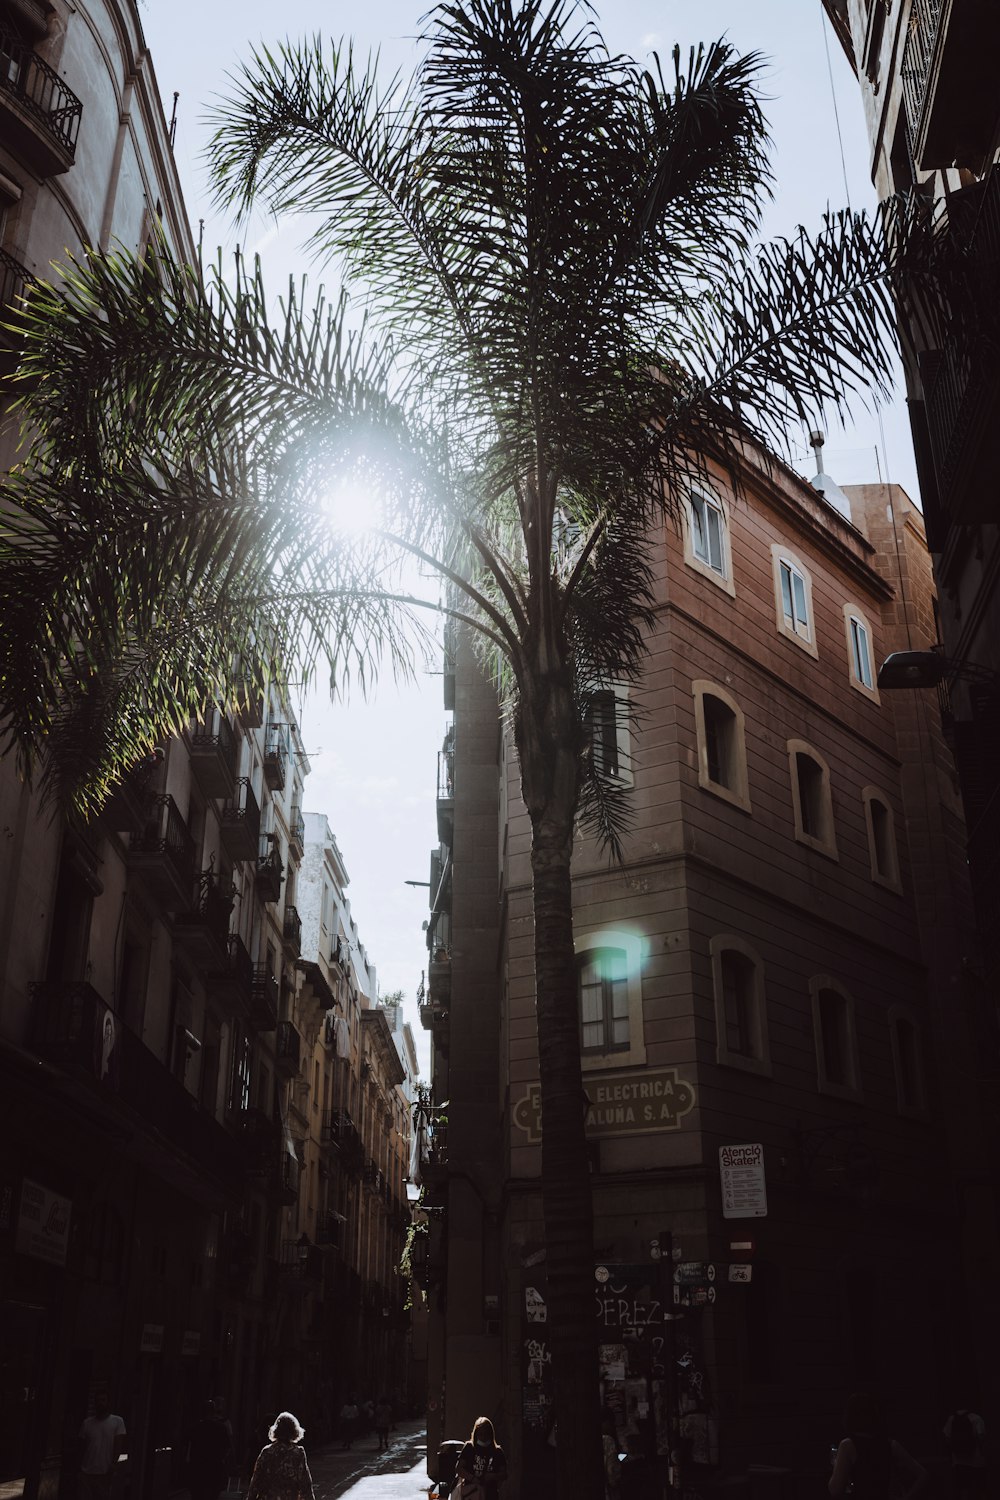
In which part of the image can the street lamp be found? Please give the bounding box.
[877,650,999,692]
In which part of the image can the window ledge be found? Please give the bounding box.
[700,779,752,815]
[794,830,839,861]
[716,1050,772,1078]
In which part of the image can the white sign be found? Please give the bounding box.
[525,1286,547,1323]
[16,1179,72,1267]
[728,1264,753,1284]
[719,1143,768,1219]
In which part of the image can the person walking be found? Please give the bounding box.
[829,1392,926,1500]
[78,1395,127,1500]
[374,1397,393,1453]
[187,1400,233,1500]
[455,1417,507,1500]
[246,1413,314,1500]
[944,1403,988,1497]
[338,1397,359,1451]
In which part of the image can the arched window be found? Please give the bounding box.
[771,545,818,657]
[788,740,838,857]
[810,977,861,1098]
[683,487,735,595]
[843,604,880,701]
[862,787,901,890]
[693,682,751,811]
[584,685,634,787]
[575,929,647,1071]
[710,936,770,1075]
[578,947,629,1054]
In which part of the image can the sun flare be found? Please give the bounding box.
[319,478,383,538]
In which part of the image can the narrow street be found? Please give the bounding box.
[308,1420,431,1500]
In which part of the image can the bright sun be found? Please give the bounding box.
[319,478,383,538]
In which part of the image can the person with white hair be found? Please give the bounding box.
[246,1414,314,1500]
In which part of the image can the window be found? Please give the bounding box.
[693,682,751,811]
[585,685,633,787]
[578,947,629,1054]
[575,929,647,1071]
[231,1027,252,1114]
[889,1009,926,1115]
[691,492,725,573]
[862,787,901,890]
[771,546,817,656]
[810,977,860,1097]
[683,488,735,594]
[844,605,880,700]
[710,936,770,1074]
[788,741,837,857]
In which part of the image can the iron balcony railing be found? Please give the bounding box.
[283,905,302,955]
[263,723,288,790]
[220,777,261,854]
[0,244,37,313]
[249,965,279,1031]
[900,0,942,148]
[0,28,83,156]
[289,805,305,851]
[133,794,196,882]
[276,1018,301,1075]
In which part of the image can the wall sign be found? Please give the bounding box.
[15,1179,71,1267]
[719,1143,768,1219]
[513,1066,696,1144]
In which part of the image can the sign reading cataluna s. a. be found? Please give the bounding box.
[719,1143,768,1219]
[512,1066,695,1145]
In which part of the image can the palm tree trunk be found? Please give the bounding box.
[519,665,604,1500]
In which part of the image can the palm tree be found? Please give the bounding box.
[0,4,932,1495]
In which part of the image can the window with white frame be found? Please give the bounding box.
[710,935,770,1075]
[788,740,838,857]
[683,487,735,595]
[862,787,901,890]
[889,1008,926,1116]
[771,546,817,656]
[693,681,751,811]
[575,928,647,1071]
[578,946,630,1055]
[844,605,879,700]
[585,685,633,787]
[810,977,861,1098]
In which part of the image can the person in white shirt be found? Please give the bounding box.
[79,1396,126,1500]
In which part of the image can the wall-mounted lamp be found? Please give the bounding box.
[877,650,998,692]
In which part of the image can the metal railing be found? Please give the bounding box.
[289,805,305,850]
[220,777,261,846]
[0,29,83,156]
[0,244,36,313]
[134,794,196,878]
[900,0,942,147]
[283,905,302,954]
[276,1018,301,1074]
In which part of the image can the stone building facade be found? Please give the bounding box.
[420,441,980,1494]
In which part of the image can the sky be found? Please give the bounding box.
[138,1,912,1077]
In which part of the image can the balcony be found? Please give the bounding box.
[288,806,305,856]
[31,982,244,1187]
[128,794,196,910]
[263,723,288,791]
[436,739,454,845]
[274,1149,300,1205]
[220,778,260,862]
[255,836,284,903]
[275,1019,301,1078]
[282,905,302,959]
[101,752,160,835]
[315,1212,342,1250]
[901,0,996,171]
[922,174,1000,528]
[249,965,279,1032]
[209,933,254,1018]
[187,709,238,799]
[280,1235,323,1280]
[0,244,37,339]
[0,29,82,176]
[428,945,451,1004]
[173,870,233,969]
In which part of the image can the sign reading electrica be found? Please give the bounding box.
[512,1066,695,1144]
[719,1143,768,1219]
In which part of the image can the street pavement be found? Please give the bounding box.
[309,1420,433,1500]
